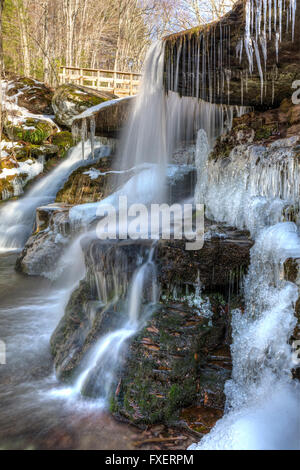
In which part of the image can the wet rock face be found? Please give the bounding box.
[157,225,253,293]
[5,77,54,114]
[111,298,233,427]
[52,84,117,128]
[72,97,134,138]
[49,229,251,426]
[55,153,117,205]
[213,100,300,159]
[16,204,71,276]
[164,0,300,108]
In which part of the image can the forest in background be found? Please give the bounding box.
[1,0,235,86]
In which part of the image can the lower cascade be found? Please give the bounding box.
[0,5,300,450]
[0,138,112,252]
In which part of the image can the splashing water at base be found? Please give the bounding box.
[53,244,158,404]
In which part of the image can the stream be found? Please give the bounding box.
[0,252,143,450]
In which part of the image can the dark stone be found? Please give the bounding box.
[52,84,117,128]
[72,96,134,138]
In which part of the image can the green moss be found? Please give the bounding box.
[5,119,55,145]
[254,125,274,141]
[52,131,74,157]
[58,84,107,109]
[0,178,13,199]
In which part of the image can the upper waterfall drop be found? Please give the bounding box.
[117,41,167,172]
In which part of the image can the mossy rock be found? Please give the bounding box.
[6,77,54,114]
[4,118,56,145]
[52,131,74,157]
[52,84,116,128]
[0,156,18,169]
[254,125,275,141]
[0,177,13,200]
[111,297,232,426]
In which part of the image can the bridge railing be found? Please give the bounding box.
[59,66,141,96]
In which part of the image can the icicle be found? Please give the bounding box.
[275,31,280,62]
[81,118,87,160]
[225,68,231,105]
[89,116,96,160]
[253,39,264,102]
[236,39,244,63]
[245,0,254,74]
[279,0,283,40]
[263,0,268,35]
[241,71,244,105]
[260,31,268,69]
[269,0,272,39]
[174,41,182,93]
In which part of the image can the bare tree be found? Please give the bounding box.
[2,0,238,85]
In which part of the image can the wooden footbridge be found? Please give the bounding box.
[59,66,141,96]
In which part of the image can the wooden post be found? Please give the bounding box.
[62,66,66,84]
[113,71,117,94]
[97,70,100,90]
[80,69,83,85]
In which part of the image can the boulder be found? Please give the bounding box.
[16,204,72,276]
[52,84,117,128]
[51,131,74,158]
[5,77,54,115]
[72,96,134,138]
[55,154,117,205]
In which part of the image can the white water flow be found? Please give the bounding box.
[60,41,249,406]
[114,41,249,200]
[57,245,158,401]
[192,130,300,450]
[0,139,111,251]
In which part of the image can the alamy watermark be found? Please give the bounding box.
[0,340,6,365]
[96,197,205,251]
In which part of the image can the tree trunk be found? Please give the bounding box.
[0,0,5,158]
[18,0,30,76]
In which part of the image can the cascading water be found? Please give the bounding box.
[0,139,112,251]
[191,129,300,450]
[54,243,158,403]
[1,16,298,448]
[53,41,249,407]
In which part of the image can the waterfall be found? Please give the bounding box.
[69,41,248,228]
[114,41,249,196]
[0,139,112,252]
[53,41,249,408]
[191,130,300,450]
[54,244,158,402]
